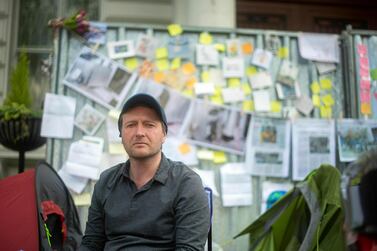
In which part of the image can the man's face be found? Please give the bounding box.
[120,106,166,160]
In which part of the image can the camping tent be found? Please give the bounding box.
[235,165,347,251]
[0,161,82,250]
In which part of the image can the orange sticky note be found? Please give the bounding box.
[178,143,191,154]
[361,103,371,114]
[242,42,253,55]
[153,71,165,83]
[182,62,196,75]
[185,76,197,88]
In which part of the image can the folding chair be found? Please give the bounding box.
[204,187,213,251]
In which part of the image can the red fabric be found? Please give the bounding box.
[41,200,67,241]
[0,169,39,250]
[357,234,377,251]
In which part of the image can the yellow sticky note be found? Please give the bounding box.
[271,101,282,113]
[153,71,166,83]
[312,94,320,107]
[73,193,91,206]
[311,82,321,94]
[320,106,332,118]
[155,47,168,59]
[170,57,181,70]
[246,66,258,76]
[213,151,227,164]
[361,103,371,115]
[320,78,332,90]
[211,95,223,105]
[156,59,169,71]
[201,71,210,82]
[109,143,126,155]
[182,62,196,75]
[214,86,222,96]
[278,47,289,59]
[178,143,191,154]
[243,100,254,111]
[214,43,225,52]
[124,57,139,71]
[321,94,335,107]
[228,78,241,88]
[182,88,194,97]
[197,149,214,160]
[242,83,252,95]
[199,32,213,45]
[167,23,183,36]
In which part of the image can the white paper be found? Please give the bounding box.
[221,87,245,103]
[107,40,136,59]
[292,118,335,180]
[163,137,199,166]
[246,117,291,178]
[253,90,271,112]
[41,93,76,139]
[295,94,314,116]
[193,168,219,197]
[251,48,273,69]
[58,165,88,194]
[222,57,245,78]
[298,33,340,63]
[248,71,273,90]
[65,136,104,180]
[196,44,219,66]
[220,163,252,207]
[276,60,299,86]
[194,82,215,96]
[315,62,337,75]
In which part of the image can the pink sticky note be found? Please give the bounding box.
[360,67,370,78]
[360,79,371,90]
[359,57,370,69]
[360,89,371,103]
[357,44,367,55]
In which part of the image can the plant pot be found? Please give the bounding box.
[0,117,46,173]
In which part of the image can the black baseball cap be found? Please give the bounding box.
[118,93,168,136]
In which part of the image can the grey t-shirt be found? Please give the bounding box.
[80,154,210,251]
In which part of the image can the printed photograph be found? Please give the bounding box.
[135,34,157,58]
[255,152,283,165]
[134,78,192,136]
[260,125,277,144]
[183,100,251,154]
[63,47,137,110]
[196,44,219,66]
[107,40,135,59]
[309,136,330,154]
[75,104,106,135]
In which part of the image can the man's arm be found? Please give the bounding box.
[174,171,211,251]
[79,181,107,250]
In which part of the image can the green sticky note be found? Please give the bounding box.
[370,68,377,80]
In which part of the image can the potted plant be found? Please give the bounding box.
[0,50,46,173]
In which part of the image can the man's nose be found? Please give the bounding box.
[135,123,145,136]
